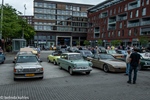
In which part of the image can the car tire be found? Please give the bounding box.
[103,64,109,72]
[53,60,57,65]
[86,72,90,75]
[69,67,74,75]
[14,78,17,81]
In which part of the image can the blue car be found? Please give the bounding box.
[0,52,5,64]
[116,50,128,58]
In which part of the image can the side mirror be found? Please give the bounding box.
[13,61,15,63]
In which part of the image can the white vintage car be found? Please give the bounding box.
[13,54,43,80]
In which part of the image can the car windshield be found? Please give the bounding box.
[16,56,38,63]
[69,54,83,60]
[107,50,117,54]
[99,54,115,60]
[83,51,92,55]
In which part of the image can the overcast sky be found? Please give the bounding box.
[3,0,105,15]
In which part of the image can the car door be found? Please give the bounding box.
[91,55,99,67]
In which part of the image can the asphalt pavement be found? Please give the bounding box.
[0,50,149,100]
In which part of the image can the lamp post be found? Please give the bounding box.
[22,4,26,39]
[0,0,4,39]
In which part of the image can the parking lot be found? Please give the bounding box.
[0,51,150,100]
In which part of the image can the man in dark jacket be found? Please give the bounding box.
[127,48,140,84]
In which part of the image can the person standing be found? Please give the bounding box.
[125,50,131,75]
[127,48,140,84]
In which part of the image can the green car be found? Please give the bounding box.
[57,53,93,75]
[139,53,150,70]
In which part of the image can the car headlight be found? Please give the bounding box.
[73,64,77,67]
[36,68,43,72]
[14,68,23,72]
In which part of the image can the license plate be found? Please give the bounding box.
[25,74,35,77]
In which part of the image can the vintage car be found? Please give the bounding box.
[0,52,5,64]
[87,54,126,72]
[57,53,92,75]
[13,51,33,62]
[139,52,150,70]
[13,54,43,80]
[20,47,38,55]
[47,49,68,65]
[76,50,94,60]
[106,50,124,61]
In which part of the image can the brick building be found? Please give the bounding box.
[87,0,150,47]
[33,0,93,47]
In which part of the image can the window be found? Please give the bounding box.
[108,32,110,37]
[136,10,139,17]
[130,12,132,18]
[118,7,120,13]
[120,22,122,28]
[146,0,149,5]
[110,10,112,15]
[118,31,120,37]
[114,9,116,14]
[142,0,144,6]
[128,29,131,36]
[142,8,146,16]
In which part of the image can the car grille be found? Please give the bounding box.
[23,68,36,72]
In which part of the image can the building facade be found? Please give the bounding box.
[87,0,150,47]
[33,0,93,47]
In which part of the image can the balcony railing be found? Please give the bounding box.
[108,27,116,30]
[109,19,116,23]
[128,23,140,27]
[141,21,150,25]
[118,16,127,21]
[128,4,138,10]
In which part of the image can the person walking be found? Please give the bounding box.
[125,50,131,75]
[127,48,140,84]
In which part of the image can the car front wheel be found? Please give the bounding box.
[103,64,109,72]
[53,60,57,65]
[69,67,74,75]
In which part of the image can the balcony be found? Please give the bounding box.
[128,23,140,27]
[108,27,116,30]
[141,21,150,26]
[118,16,127,21]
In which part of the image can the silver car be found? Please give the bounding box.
[13,54,43,80]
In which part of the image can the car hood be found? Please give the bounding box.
[70,60,90,67]
[15,62,42,69]
[111,54,124,56]
[101,59,126,67]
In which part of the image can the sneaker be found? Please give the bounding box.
[127,81,131,84]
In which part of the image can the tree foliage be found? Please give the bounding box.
[83,40,90,46]
[139,36,149,47]
[97,39,102,46]
[0,4,35,40]
[111,40,122,46]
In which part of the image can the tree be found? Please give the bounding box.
[76,40,80,46]
[139,36,149,47]
[111,40,121,46]
[83,40,90,46]
[97,39,102,46]
[0,4,35,40]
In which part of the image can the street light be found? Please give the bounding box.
[22,4,26,39]
[0,0,4,39]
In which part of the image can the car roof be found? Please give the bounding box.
[20,47,34,52]
[18,53,36,56]
[62,53,80,55]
